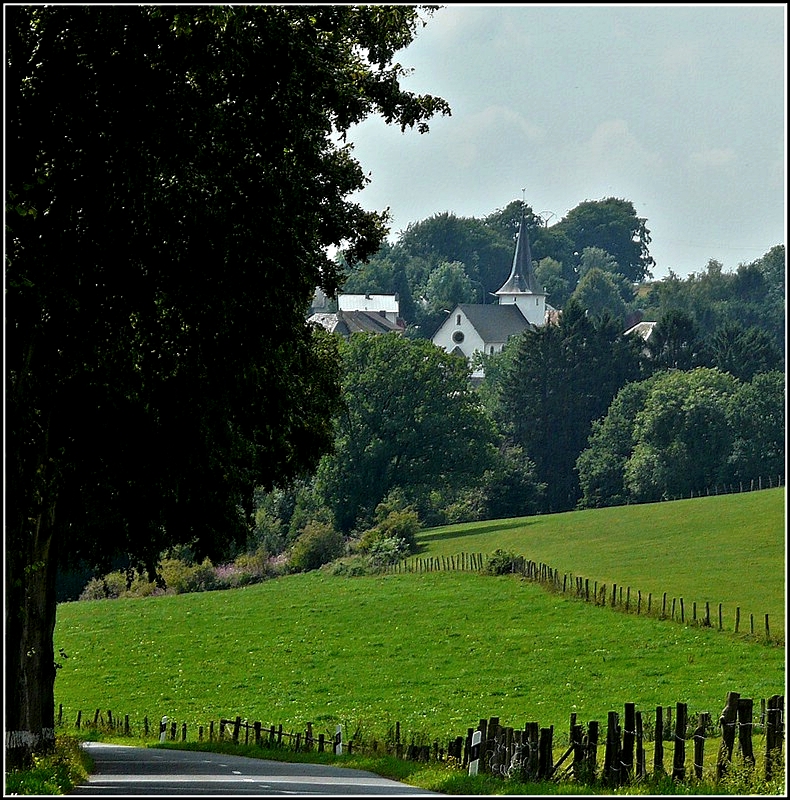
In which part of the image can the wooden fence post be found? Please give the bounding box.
[232,716,241,745]
[621,703,635,783]
[603,711,620,786]
[737,697,755,767]
[585,720,599,782]
[671,702,687,781]
[717,691,740,779]
[692,712,710,780]
[570,723,585,782]
[653,706,664,774]
[537,726,553,779]
[764,694,785,780]
[181,722,187,742]
[75,710,82,730]
[524,722,539,778]
[635,711,646,779]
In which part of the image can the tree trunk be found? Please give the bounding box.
[5,474,59,769]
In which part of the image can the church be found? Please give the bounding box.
[431,213,551,378]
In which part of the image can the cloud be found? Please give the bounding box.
[574,119,662,177]
[450,105,545,168]
[687,148,736,169]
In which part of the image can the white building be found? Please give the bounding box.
[432,214,550,377]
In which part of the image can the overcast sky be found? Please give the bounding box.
[346,3,786,280]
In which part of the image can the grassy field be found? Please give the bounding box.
[53,490,785,751]
[412,489,786,638]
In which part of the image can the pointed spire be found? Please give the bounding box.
[495,212,540,296]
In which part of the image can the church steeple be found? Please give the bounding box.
[495,213,541,296]
[494,210,547,326]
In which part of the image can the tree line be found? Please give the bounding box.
[338,197,654,336]
[247,255,783,565]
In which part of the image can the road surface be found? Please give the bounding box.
[69,742,443,795]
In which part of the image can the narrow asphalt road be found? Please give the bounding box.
[69,742,444,796]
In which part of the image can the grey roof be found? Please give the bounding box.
[308,309,403,337]
[458,303,533,343]
[495,214,541,295]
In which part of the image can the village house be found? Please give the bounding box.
[307,292,405,336]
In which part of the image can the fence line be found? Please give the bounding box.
[63,690,784,787]
[386,551,781,644]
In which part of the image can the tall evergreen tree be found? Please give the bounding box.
[501,300,644,512]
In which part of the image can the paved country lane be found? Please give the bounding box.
[69,742,444,795]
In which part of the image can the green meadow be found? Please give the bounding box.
[413,489,786,638]
[53,490,785,750]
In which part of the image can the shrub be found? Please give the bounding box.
[160,558,217,594]
[289,522,345,572]
[484,549,523,576]
[323,555,372,576]
[366,535,410,567]
[78,572,126,600]
[375,509,420,553]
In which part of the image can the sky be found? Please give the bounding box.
[346,3,786,280]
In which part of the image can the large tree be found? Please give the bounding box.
[500,300,644,512]
[554,197,654,284]
[317,333,498,532]
[5,4,448,766]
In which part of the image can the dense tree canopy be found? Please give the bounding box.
[552,197,654,283]
[577,368,785,507]
[316,333,498,532]
[5,4,448,766]
[497,300,645,512]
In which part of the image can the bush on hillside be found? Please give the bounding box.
[78,572,127,600]
[366,535,410,567]
[289,521,345,572]
[484,549,523,576]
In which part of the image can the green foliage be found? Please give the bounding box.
[358,495,422,562]
[397,211,513,299]
[289,522,345,573]
[534,256,570,306]
[707,321,782,381]
[6,4,450,759]
[640,252,785,363]
[425,260,477,311]
[576,378,658,509]
[647,309,706,370]
[552,197,654,283]
[570,267,630,327]
[577,368,784,507]
[318,333,498,531]
[501,300,644,511]
[726,371,785,483]
[366,535,411,567]
[483,549,523,575]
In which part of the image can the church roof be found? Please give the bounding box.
[458,303,534,342]
[495,214,542,296]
